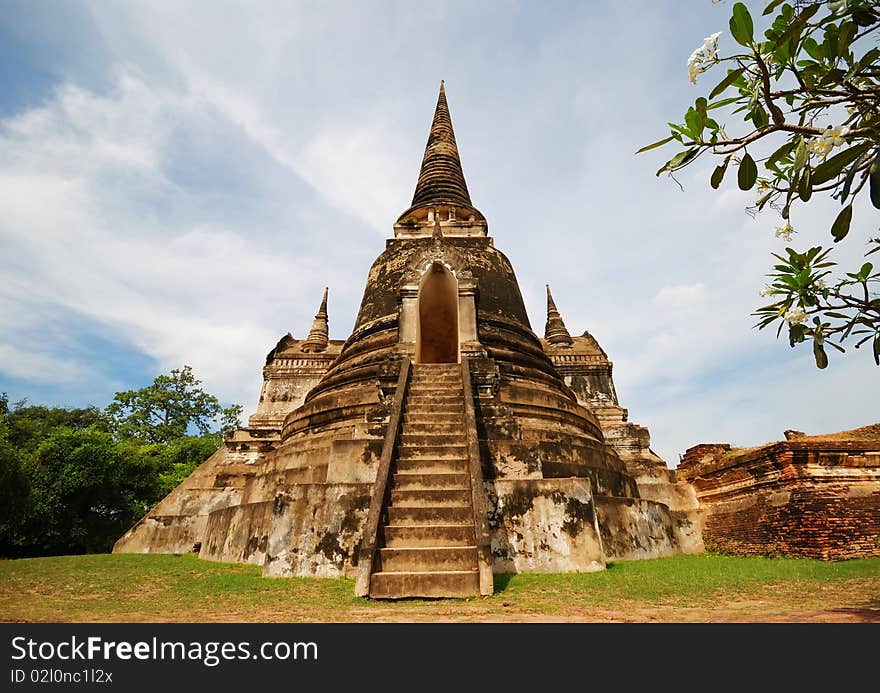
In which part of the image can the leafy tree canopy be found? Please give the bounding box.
[643,0,880,368]
[0,366,242,557]
[106,365,242,443]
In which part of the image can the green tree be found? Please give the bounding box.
[643,0,880,368]
[106,365,242,443]
[25,427,159,555]
[0,420,31,555]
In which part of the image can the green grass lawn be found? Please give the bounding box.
[1,552,878,622]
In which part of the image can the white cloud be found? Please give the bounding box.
[0,69,348,414]
[653,282,707,308]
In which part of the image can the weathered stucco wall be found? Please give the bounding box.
[113,446,263,555]
[485,478,605,573]
[199,483,373,577]
[262,483,372,577]
[594,497,682,561]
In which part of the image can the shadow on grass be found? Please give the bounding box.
[493,574,514,593]
[831,598,880,623]
[493,562,620,594]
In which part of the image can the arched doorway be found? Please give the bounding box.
[416,261,459,363]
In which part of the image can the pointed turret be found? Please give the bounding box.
[302,287,329,353]
[411,81,472,209]
[395,82,485,231]
[544,285,573,346]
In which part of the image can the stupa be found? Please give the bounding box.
[115,83,701,598]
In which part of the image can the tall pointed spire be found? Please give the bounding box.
[302,287,329,353]
[544,285,573,346]
[410,81,472,210]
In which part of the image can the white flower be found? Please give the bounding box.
[759,286,773,297]
[815,278,827,290]
[774,222,795,242]
[808,125,850,160]
[687,32,722,84]
[785,308,807,325]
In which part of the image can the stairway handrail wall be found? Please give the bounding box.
[461,356,494,596]
[355,356,412,597]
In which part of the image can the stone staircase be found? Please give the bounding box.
[369,363,481,598]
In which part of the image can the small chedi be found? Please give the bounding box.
[679,424,880,560]
[115,82,703,598]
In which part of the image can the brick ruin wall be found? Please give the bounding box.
[679,441,880,560]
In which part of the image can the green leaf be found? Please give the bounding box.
[711,156,731,189]
[763,0,785,16]
[750,103,769,129]
[830,204,852,242]
[793,138,807,172]
[685,108,703,139]
[730,2,754,46]
[869,158,880,209]
[812,143,872,185]
[766,140,796,171]
[813,337,828,369]
[636,135,675,154]
[837,21,856,58]
[802,37,824,61]
[707,96,740,111]
[853,10,878,27]
[738,152,758,190]
[656,148,698,176]
[874,335,880,366]
[772,4,820,53]
[709,67,746,100]
[858,262,874,281]
[799,166,813,201]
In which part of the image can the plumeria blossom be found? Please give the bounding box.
[774,221,795,242]
[785,307,808,325]
[759,286,774,297]
[688,32,722,84]
[815,278,828,290]
[808,125,850,160]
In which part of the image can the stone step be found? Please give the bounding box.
[404,404,463,414]
[407,392,463,400]
[390,488,471,507]
[400,433,467,447]
[369,570,480,599]
[408,384,463,392]
[392,473,469,491]
[399,422,464,435]
[376,546,478,572]
[387,505,471,525]
[383,524,475,548]
[397,444,468,459]
[395,457,469,474]
[403,413,464,424]
[406,395,463,406]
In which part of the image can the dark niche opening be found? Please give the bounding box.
[416,261,459,364]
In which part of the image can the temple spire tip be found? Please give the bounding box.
[302,287,330,353]
[544,284,573,346]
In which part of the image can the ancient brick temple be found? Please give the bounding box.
[679,425,880,560]
[115,83,702,597]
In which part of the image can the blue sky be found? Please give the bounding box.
[1,0,876,464]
